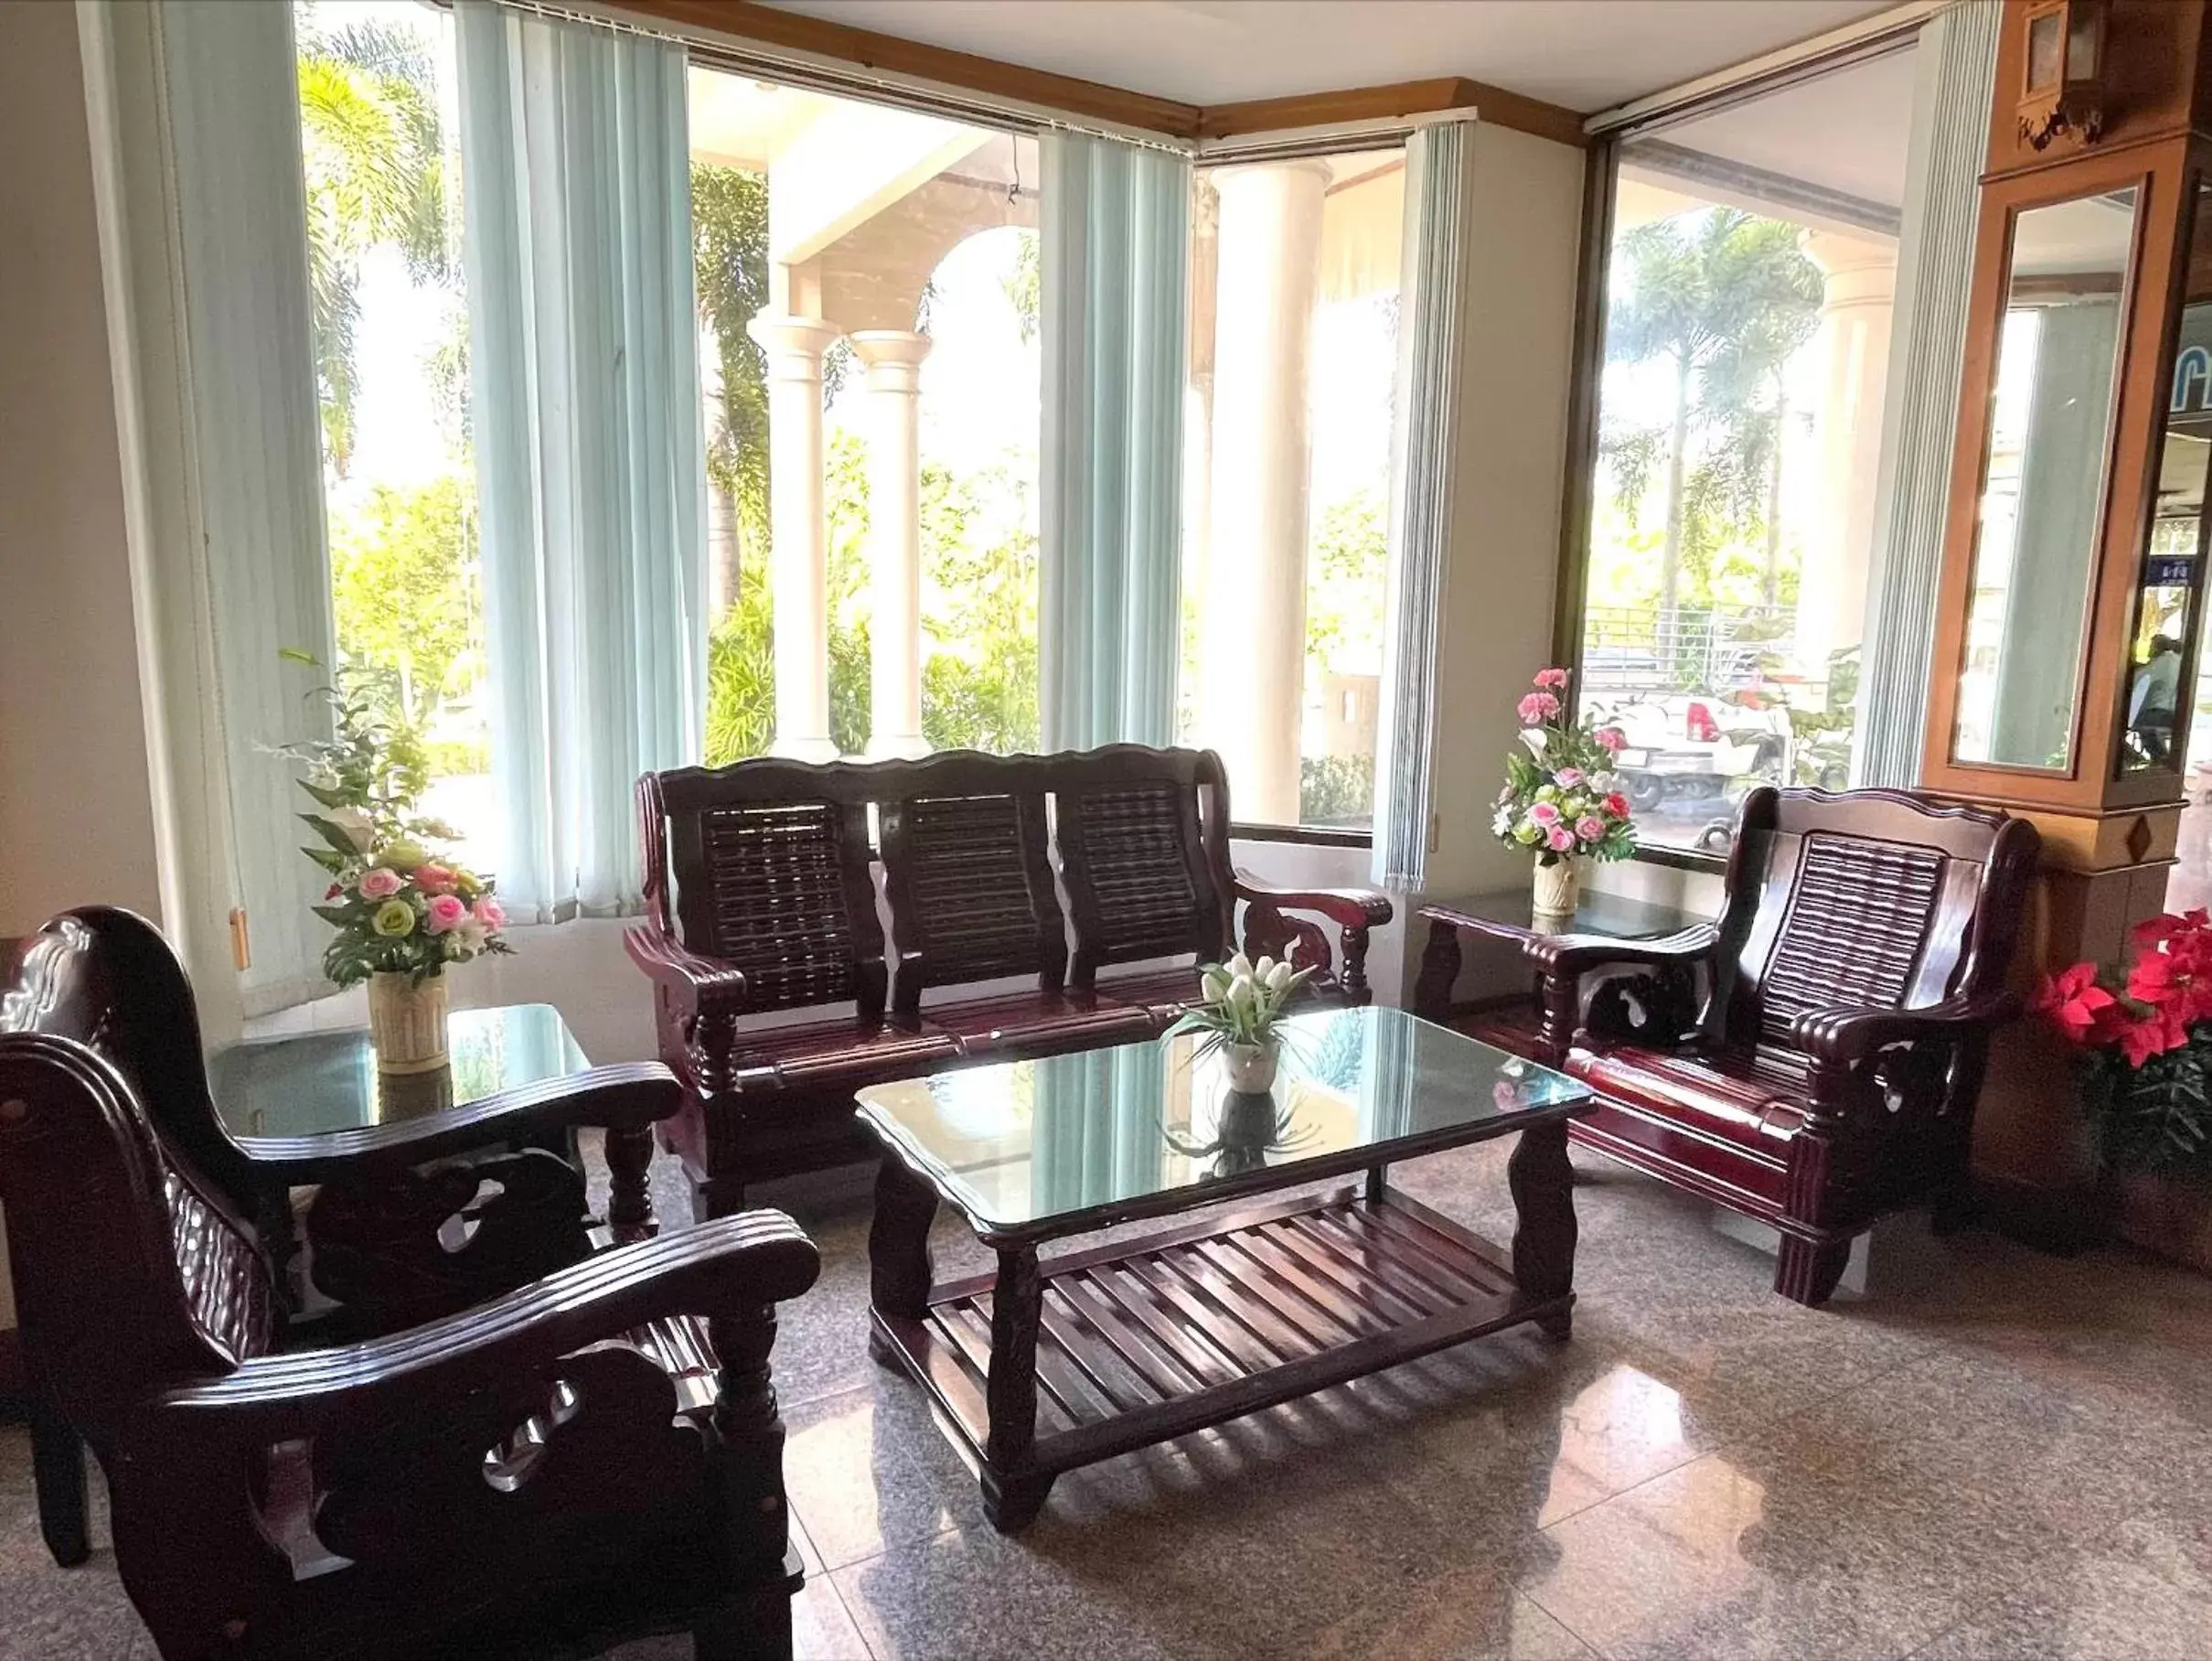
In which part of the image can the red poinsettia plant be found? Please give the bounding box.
[2033,909,2212,1173]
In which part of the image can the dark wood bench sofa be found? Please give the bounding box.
[627,745,1393,1218]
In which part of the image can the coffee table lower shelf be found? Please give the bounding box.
[868,1183,1571,1530]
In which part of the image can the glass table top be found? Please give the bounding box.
[208,1002,587,1139]
[1419,886,1710,940]
[853,1004,1589,1234]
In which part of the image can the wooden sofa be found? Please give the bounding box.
[1492,788,2039,1305]
[626,745,1392,1218]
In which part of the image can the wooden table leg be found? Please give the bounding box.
[980,1244,1052,1531]
[868,1156,937,1369]
[1412,919,1463,1022]
[604,1122,657,1240]
[1508,1119,1578,1340]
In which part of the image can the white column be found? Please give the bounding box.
[850,329,934,758]
[1202,159,1330,823]
[746,312,844,760]
[1796,232,1898,680]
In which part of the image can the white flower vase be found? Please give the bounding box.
[1224,1040,1279,1094]
[1533,854,1581,918]
[368,970,450,1074]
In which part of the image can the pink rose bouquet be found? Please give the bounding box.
[282,665,515,988]
[1491,667,1638,868]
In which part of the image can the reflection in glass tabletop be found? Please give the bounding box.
[208,1002,588,1140]
[853,1004,1589,1234]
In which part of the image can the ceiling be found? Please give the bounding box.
[757,0,1903,114]
[1660,45,1918,211]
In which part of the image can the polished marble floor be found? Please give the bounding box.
[6,1134,2212,1660]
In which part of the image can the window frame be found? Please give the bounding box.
[1553,36,1926,872]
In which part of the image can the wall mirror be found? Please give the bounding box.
[2118,177,2212,777]
[1950,187,2137,770]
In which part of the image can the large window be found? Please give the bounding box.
[295,0,489,855]
[1181,149,1405,831]
[688,69,1042,765]
[1571,48,1917,854]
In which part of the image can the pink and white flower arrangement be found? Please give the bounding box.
[1491,667,1638,867]
[283,667,514,988]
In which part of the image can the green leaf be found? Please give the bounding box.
[300,812,365,858]
[296,778,359,811]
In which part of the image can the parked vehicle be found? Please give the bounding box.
[1585,691,1794,810]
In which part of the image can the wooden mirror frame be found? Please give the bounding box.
[1922,138,2191,812]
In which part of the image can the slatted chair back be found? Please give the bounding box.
[874,751,1066,1019]
[645,760,891,1020]
[1712,788,2038,1058]
[1050,746,1235,987]
[0,909,273,1441]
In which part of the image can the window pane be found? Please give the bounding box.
[295,0,490,862]
[689,70,1041,763]
[1181,150,1405,830]
[1574,48,1917,852]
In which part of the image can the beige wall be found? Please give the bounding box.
[0,0,162,941]
[1395,122,1590,1002]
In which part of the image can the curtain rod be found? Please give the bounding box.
[1584,0,1944,138]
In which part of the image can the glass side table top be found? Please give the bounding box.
[1419,885,1711,941]
[853,1004,1589,1237]
[208,1002,587,1140]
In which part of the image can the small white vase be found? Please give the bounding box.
[1533,854,1581,918]
[1224,1040,1279,1094]
[368,970,450,1074]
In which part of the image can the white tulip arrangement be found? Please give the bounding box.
[1168,951,1314,1057]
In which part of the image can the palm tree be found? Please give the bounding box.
[1599,209,1822,622]
[294,10,451,477]
[690,162,773,617]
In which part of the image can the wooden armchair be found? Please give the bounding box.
[1523,788,2039,1305]
[0,909,820,1660]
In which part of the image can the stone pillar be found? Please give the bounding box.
[850,329,934,759]
[1796,232,1898,682]
[1202,159,1330,824]
[746,312,844,760]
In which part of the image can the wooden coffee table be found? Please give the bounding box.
[854,1005,1594,1530]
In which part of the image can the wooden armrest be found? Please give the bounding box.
[1523,926,1719,979]
[144,1212,820,1435]
[625,923,750,1015]
[1791,991,2022,1064]
[230,1063,681,1184]
[1232,874,1395,931]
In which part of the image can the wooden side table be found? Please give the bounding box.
[1413,888,1714,1063]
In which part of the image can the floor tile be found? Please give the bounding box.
[1298,1560,1595,1661]
[1519,1441,2064,1661]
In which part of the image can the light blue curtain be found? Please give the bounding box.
[1855,0,2001,788]
[1032,1048,1166,1214]
[1039,132,1191,751]
[457,1,707,921]
[1372,120,1471,889]
[159,0,337,1014]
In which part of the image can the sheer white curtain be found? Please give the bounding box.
[1372,119,1473,888]
[1854,0,2000,788]
[155,0,337,1015]
[457,0,707,921]
[1039,131,1191,751]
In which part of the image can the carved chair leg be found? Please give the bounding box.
[28,1380,89,1568]
[1774,1235,1853,1307]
